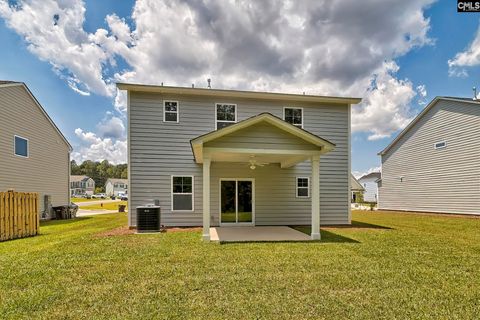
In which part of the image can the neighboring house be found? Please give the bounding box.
[70,175,95,195]
[378,96,480,215]
[105,178,128,196]
[0,81,72,215]
[118,83,361,241]
[350,174,365,202]
[358,172,381,203]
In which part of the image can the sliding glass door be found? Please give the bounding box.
[220,179,254,224]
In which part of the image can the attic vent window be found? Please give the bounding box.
[434,141,447,150]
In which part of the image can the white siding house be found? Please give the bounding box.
[358,172,381,203]
[378,97,480,215]
[70,175,95,195]
[105,178,128,196]
[118,83,361,240]
[0,81,72,215]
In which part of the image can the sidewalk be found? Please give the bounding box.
[77,209,121,217]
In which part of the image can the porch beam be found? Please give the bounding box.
[311,155,321,240]
[280,156,309,168]
[202,157,211,241]
[203,147,323,157]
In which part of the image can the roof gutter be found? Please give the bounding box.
[116,82,362,105]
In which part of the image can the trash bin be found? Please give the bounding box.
[52,206,64,219]
[136,205,161,233]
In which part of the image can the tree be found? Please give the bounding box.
[71,160,128,190]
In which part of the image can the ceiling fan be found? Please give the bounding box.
[248,155,269,170]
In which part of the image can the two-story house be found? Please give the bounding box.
[0,81,71,215]
[378,97,480,215]
[105,178,128,196]
[118,83,361,241]
[70,175,95,196]
[358,172,381,203]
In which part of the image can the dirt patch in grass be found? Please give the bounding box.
[95,226,202,238]
[95,226,135,237]
[163,226,202,233]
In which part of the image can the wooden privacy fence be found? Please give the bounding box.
[0,191,39,241]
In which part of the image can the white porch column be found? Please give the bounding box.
[311,155,321,240]
[202,157,211,241]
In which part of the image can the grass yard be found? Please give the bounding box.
[79,201,128,211]
[1,211,479,319]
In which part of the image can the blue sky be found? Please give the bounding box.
[0,0,479,174]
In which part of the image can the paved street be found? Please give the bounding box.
[75,199,121,207]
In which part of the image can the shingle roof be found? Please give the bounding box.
[359,172,381,180]
[106,178,128,184]
[70,175,91,182]
[0,80,19,85]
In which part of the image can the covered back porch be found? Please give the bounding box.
[190,113,335,241]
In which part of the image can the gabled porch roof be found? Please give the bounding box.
[190,113,335,168]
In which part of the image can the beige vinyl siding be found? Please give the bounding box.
[379,99,480,214]
[129,92,349,226]
[0,85,70,213]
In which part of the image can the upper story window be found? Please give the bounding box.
[216,103,237,129]
[163,100,179,123]
[434,141,447,150]
[283,107,303,128]
[14,135,29,158]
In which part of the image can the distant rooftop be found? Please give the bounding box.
[107,178,128,184]
[359,172,381,180]
[70,175,91,182]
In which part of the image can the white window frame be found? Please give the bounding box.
[14,135,29,158]
[434,141,447,150]
[215,103,237,130]
[163,100,179,123]
[283,107,304,128]
[296,176,310,198]
[171,175,194,212]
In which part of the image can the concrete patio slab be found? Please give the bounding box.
[210,226,311,242]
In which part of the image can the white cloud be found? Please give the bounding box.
[449,23,480,76]
[0,0,115,97]
[73,128,127,164]
[96,115,125,140]
[0,0,436,161]
[352,61,421,140]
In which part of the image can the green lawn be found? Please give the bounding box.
[1,211,479,319]
[79,201,128,211]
